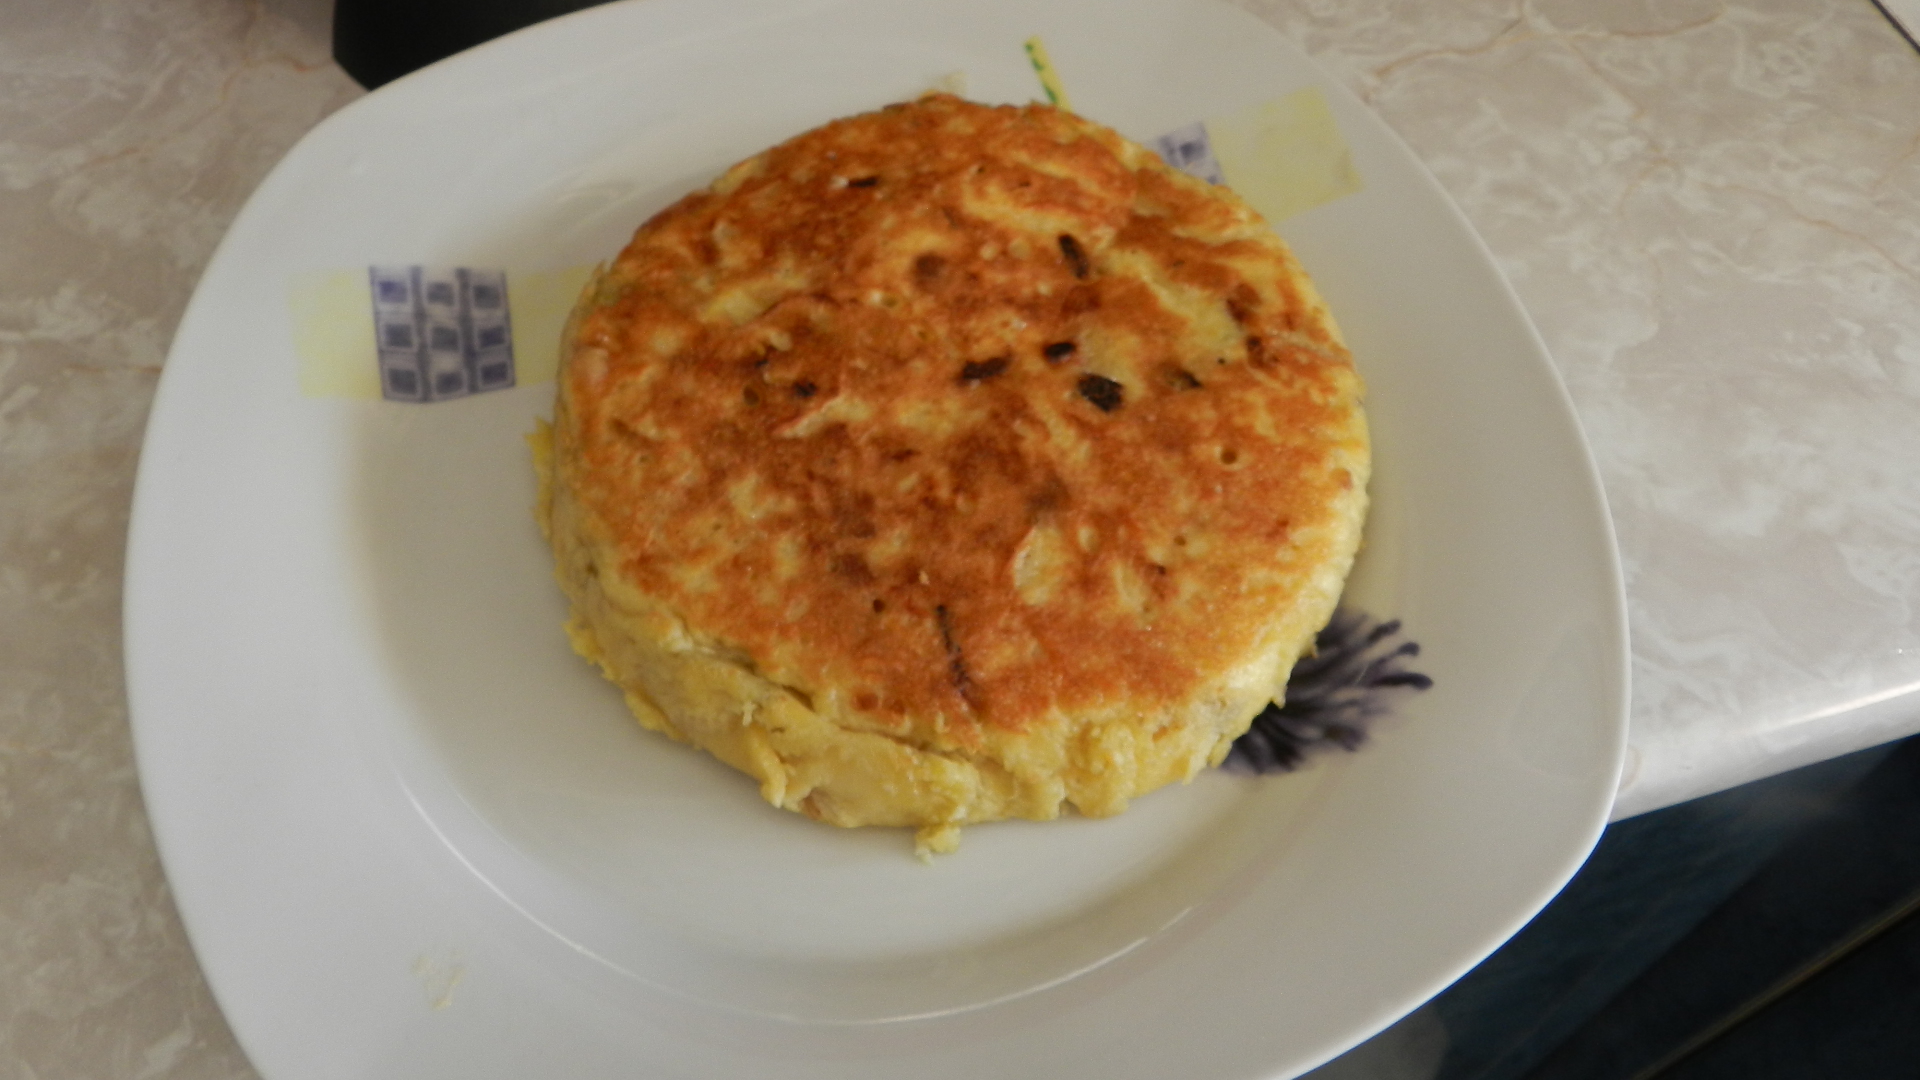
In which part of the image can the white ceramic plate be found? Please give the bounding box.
[125,1,1629,1077]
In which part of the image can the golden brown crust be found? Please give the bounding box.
[543,95,1368,847]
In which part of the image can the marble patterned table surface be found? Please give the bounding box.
[3,0,1916,1074]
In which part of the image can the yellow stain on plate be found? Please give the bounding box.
[289,265,594,398]
[411,951,465,1011]
[507,265,595,386]
[1024,36,1073,112]
[290,270,380,399]
[1206,87,1362,224]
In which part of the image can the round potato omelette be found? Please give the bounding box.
[535,93,1370,856]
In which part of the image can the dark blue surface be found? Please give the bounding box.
[1308,733,1920,1080]
[1525,733,1920,1079]
[1424,742,1895,1080]
[1661,905,1920,1080]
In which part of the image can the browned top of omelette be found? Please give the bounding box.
[556,94,1367,752]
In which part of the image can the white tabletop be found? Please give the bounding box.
[1245,0,1920,817]
[2,0,1916,1073]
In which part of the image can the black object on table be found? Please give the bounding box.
[332,0,609,90]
